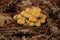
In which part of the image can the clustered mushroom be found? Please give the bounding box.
[13,7,46,27]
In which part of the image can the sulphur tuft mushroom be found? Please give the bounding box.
[13,7,47,28]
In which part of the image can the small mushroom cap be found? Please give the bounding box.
[13,15,18,20]
[25,7,33,13]
[35,19,41,27]
[40,15,46,23]
[32,7,41,13]
[17,17,25,24]
[20,11,26,16]
[35,22,41,27]
[27,21,34,26]
[29,16,37,22]
[21,11,32,18]
[17,14,22,19]
[32,12,40,18]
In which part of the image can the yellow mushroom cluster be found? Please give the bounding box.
[13,7,46,27]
